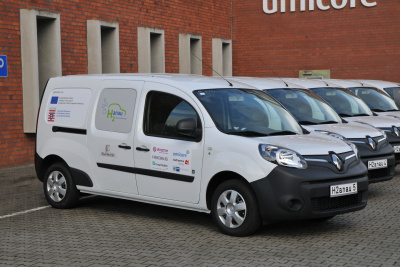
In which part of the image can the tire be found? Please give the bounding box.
[43,163,80,209]
[211,179,262,236]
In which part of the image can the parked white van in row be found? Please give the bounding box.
[354,79,400,112]
[228,77,395,183]
[325,79,400,119]
[278,78,400,165]
[36,74,368,236]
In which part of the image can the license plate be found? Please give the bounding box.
[394,146,400,153]
[368,159,387,170]
[330,183,357,197]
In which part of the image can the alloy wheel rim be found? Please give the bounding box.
[216,189,247,228]
[46,171,67,202]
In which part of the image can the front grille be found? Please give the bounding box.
[311,192,363,212]
[368,167,391,181]
[395,154,400,162]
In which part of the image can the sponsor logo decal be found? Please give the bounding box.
[152,155,168,161]
[50,96,59,104]
[48,110,56,122]
[185,160,190,165]
[173,152,188,157]
[153,147,169,154]
[173,166,180,172]
[102,99,127,122]
[101,145,115,157]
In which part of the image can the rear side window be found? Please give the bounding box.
[144,91,200,141]
[95,88,137,133]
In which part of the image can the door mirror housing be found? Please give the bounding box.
[176,118,200,139]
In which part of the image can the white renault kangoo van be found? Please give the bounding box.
[36,74,368,236]
[326,79,400,119]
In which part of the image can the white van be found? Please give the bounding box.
[36,74,368,236]
[325,79,400,119]
[228,77,395,183]
[278,78,400,165]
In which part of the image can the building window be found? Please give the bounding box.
[137,27,165,73]
[87,20,120,74]
[20,9,62,133]
[179,34,202,74]
[212,38,232,76]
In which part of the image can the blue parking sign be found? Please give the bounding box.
[0,55,8,77]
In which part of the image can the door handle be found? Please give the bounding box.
[136,147,150,152]
[118,144,131,149]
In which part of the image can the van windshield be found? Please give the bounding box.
[384,87,400,106]
[347,87,400,112]
[310,87,373,117]
[194,89,303,136]
[265,88,342,125]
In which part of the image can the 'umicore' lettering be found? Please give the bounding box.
[263,0,377,14]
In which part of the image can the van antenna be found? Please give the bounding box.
[338,67,365,86]
[191,53,233,87]
[303,69,330,86]
[257,58,288,87]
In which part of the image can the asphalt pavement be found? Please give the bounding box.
[0,164,399,266]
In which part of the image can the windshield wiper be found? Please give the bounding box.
[385,109,399,112]
[269,130,298,136]
[298,120,318,125]
[371,108,387,112]
[317,120,339,125]
[227,131,269,137]
[338,113,353,117]
[353,113,371,117]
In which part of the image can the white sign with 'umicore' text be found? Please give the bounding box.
[263,0,377,14]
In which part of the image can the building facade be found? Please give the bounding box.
[0,0,398,168]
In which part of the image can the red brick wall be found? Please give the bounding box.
[232,0,400,82]
[0,0,232,168]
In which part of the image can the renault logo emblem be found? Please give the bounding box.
[367,137,376,150]
[394,127,400,138]
[331,153,343,171]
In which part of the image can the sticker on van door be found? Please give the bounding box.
[151,146,192,176]
[46,89,92,128]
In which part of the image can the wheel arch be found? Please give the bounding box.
[205,171,250,210]
[36,154,69,182]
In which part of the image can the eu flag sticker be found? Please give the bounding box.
[51,96,59,104]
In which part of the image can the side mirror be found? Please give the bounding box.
[176,118,199,138]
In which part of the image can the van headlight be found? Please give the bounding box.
[345,141,360,162]
[314,130,348,141]
[379,129,387,140]
[259,144,307,169]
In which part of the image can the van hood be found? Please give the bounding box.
[345,116,400,128]
[374,111,400,119]
[254,133,352,156]
[302,122,382,139]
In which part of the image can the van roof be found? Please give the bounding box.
[227,77,306,90]
[354,80,400,90]
[49,73,255,91]
[273,78,342,89]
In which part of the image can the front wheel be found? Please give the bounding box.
[211,179,262,236]
[43,163,80,209]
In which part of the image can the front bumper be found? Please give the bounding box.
[250,151,368,223]
[350,136,395,183]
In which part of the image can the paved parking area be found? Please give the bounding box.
[1,165,400,267]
